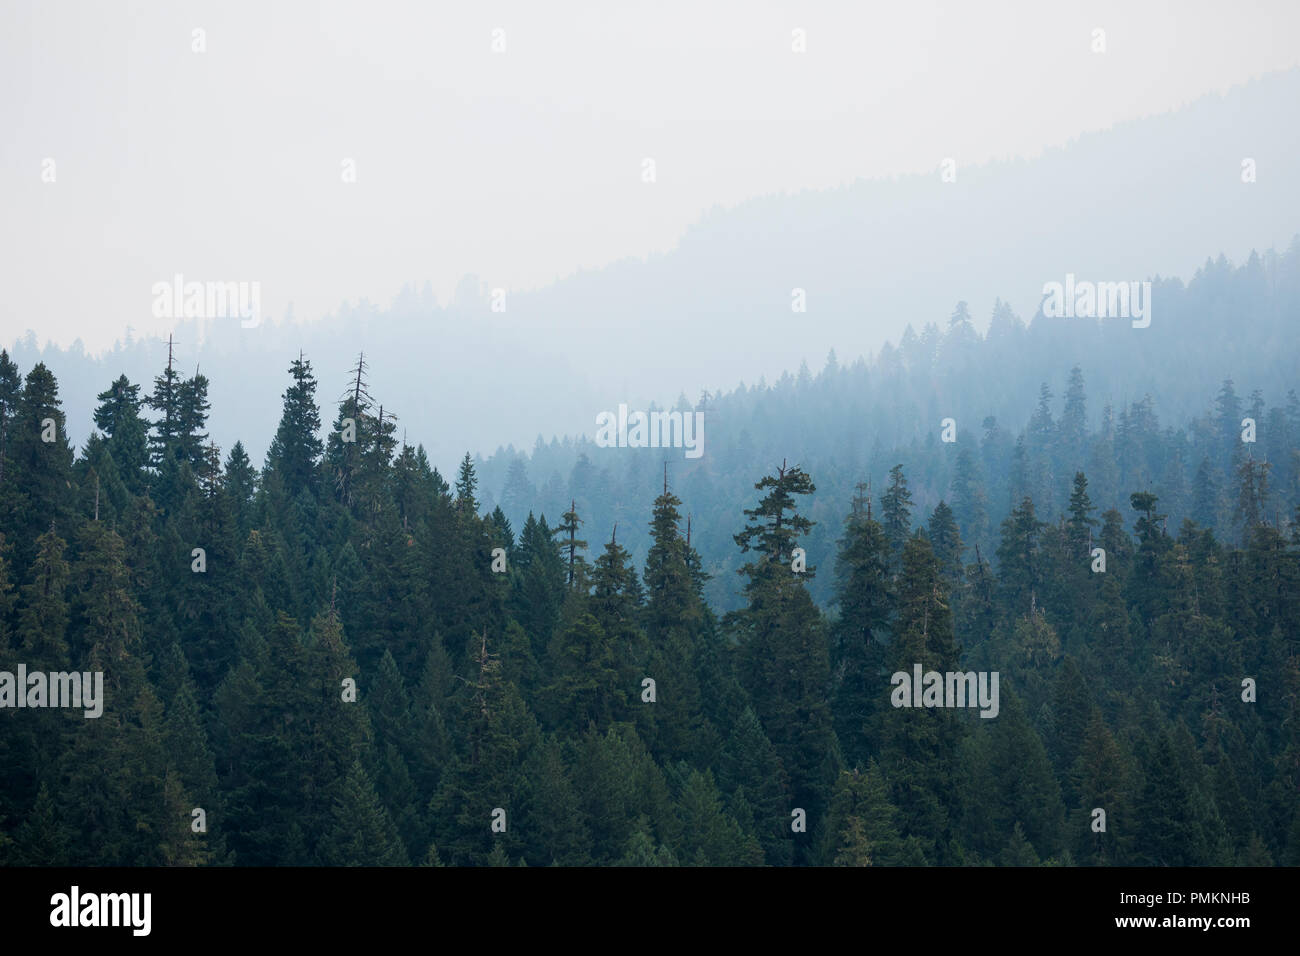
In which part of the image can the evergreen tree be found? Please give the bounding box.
[1069,711,1133,865]
[93,375,150,492]
[316,761,410,865]
[830,483,892,767]
[455,452,479,515]
[553,499,589,589]
[730,462,832,843]
[146,338,184,469]
[265,355,323,499]
[1132,729,1202,866]
[0,351,23,490]
[874,532,962,863]
[821,761,905,866]
[950,447,990,559]
[6,364,75,564]
[997,497,1043,617]
[880,463,914,561]
[674,768,762,866]
[1059,366,1088,463]
[1065,472,1098,554]
[927,501,963,583]
[718,707,793,866]
[175,372,212,469]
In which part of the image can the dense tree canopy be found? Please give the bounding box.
[1,344,1297,867]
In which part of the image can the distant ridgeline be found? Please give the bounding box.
[10,239,1300,617]
[477,241,1300,612]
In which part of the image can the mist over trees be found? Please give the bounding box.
[1,245,1298,865]
[12,66,1300,476]
[479,244,1300,612]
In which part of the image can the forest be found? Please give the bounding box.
[0,324,1297,866]
[470,244,1300,613]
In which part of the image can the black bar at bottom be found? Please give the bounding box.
[0,865,1278,942]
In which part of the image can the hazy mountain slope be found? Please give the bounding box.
[12,69,1300,472]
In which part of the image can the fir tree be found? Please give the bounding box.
[265,355,323,499]
[93,375,150,492]
[316,761,410,865]
[879,463,914,562]
[830,483,892,767]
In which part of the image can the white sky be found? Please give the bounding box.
[4,0,1300,352]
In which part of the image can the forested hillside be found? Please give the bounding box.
[0,332,1297,866]
[481,243,1300,612]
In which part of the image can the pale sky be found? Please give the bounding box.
[4,0,1300,351]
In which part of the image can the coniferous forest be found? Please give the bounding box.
[1,325,1297,868]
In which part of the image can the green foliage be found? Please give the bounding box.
[0,352,1295,869]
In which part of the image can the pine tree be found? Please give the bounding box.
[1049,656,1095,785]
[880,463,914,562]
[324,353,374,507]
[18,530,71,667]
[730,462,832,841]
[0,351,23,490]
[1191,456,1220,531]
[950,447,990,559]
[163,675,222,820]
[9,782,72,866]
[1128,490,1171,625]
[431,632,538,865]
[511,513,565,656]
[146,337,184,469]
[175,372,212,469]
[674,768,762,866]
[982,689,1065,861]
[821,761,905,866]
[265,355,323,498]
[1232,455,1270,543]
[1065,472,1098,554]
[6,364,75,563]
[927,501,963,583]
[93,375,150,492]
[1215,378,1243,464]
[1059,366,1088,463]
[830,483,892,767]
[997,497,1043,617]
[734,459,817,581]
[316,761,410,865]
[224,442,257,534]
[1027,382,1057,508]
[72,521,149,696]
[644,474,701,635]
[553,499,589,589]
[718,707,793,865]
[1132,729,1201,866]
[616,821,678,866]
[255,608,372,857]
[455,452,479,515]
[515,735,593,866]
[1069,711,1133,865]
[590,528,648,693]
[543,611,622,732]
[873,532,962,863]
